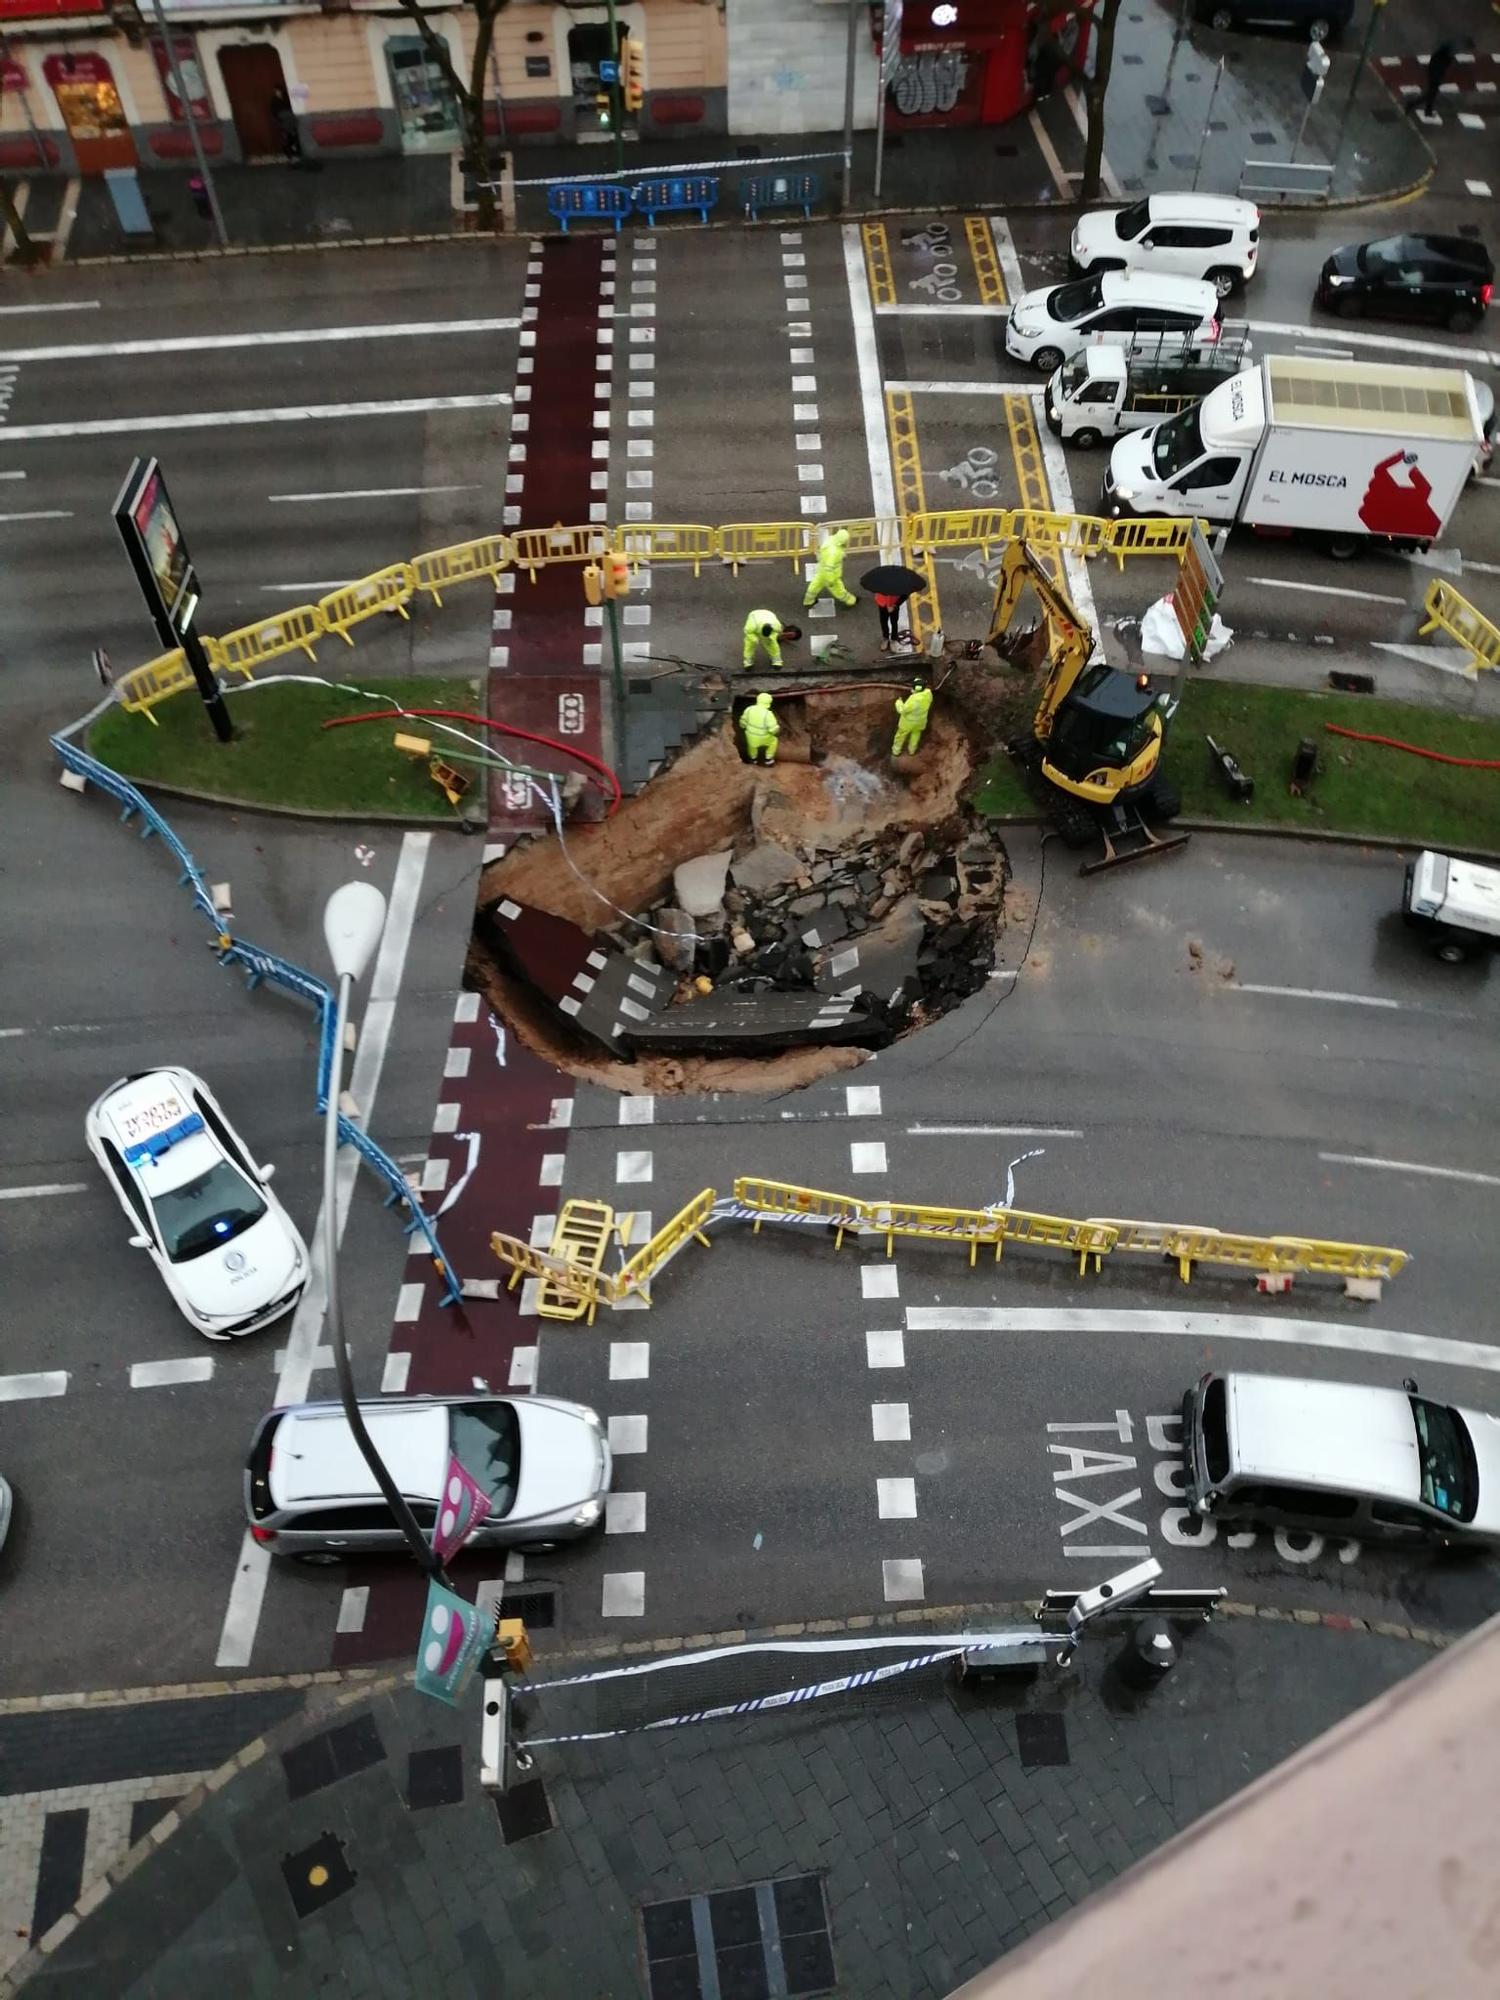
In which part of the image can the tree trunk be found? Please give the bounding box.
[468,6,501,231]
[0,177,40,267]
[1081,0,1124,205]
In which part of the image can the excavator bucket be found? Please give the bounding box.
[1080,804,1191,877]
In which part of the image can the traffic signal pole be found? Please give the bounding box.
[604,0,624,175]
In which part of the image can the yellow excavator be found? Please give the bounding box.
[986,540,1189,873]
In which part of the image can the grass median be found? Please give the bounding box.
[90,676,483,820]
[973,680,1500,852]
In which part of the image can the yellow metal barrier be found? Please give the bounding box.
[489,1229,597,1303]
[614,523,719,576]
[209,605,323,674]
[539,1199,616,1324]
[615,1187,718,1303]
[115,648,195,715]
[1096,1219,1408,1287]
[511,524,606,581]
[320,564,416,645]
[1418,578,1500,673]
[414,534,514,606]
[735,1176,866,1247]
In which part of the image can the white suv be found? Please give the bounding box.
[1071,194,1260,298]
[1005,269,1222,376]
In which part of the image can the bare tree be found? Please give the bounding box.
[396,0,512,230]
[0,176,39,266]
[1081,0,1125,204]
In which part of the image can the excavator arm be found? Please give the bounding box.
[985,540,1097,744]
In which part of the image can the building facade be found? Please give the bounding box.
[0,0,1082,174]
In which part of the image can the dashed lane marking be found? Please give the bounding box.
[0,317,521,366]
[609,1414,648,1454]
[846,1084,882,1117]
[0,1182,87,1200]
[861,1265,901,1301]
[0,1372,68,1402]
[850,1140,889,1175]
[128,1358,214,1389]
[1319,1152,1500,1189]
[336,1586,369,1635]
[606,1492,647,1534]
[904,1307,1500,1377]
[618,1094,655,1125]
[1234,983,1400,1009]
[908,1123,1080,1137]
[876,1477,918,1520]
[872,1402,911,1442]
[0,395,513,443]
[602,1571,645,1617]
[882,1557,925,1602]
[866,1330,905,1369]
[609,1342,650,1381]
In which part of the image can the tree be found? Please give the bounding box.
[0,176,39,267]
[1080,0,1125,204]
[396,0,511,230]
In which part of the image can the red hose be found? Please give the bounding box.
[1324,723,1500,772]
[322,707,623,815]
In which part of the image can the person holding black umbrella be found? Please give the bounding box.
[859,561,927,653]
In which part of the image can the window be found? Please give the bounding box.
[292,1501,438,1533]
[1171,455,1242,491]
[1177,226,1231,249]
[152,1159,266,1262]
[1270,1487,1359,1521]
[1050,275,1104,322]
[1151,405,1206,479]
[451,1402,522,1518]
[101,1137,153,1233]
[1202,1379,1230,1484]
[1114,199,1151,242]
[1409,1397,1477,1522]
[191,1090,257,1180]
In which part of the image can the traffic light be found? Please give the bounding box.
[622,37,644,115]
[594,89,612,127]
[582,562,603,606]
[602,552,631,599]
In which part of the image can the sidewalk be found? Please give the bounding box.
[10,12,1432,265]
[7,1606,1438,1997]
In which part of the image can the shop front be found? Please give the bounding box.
[880,0,1091,133]
[41,47,135,171]
[384,33,459,152]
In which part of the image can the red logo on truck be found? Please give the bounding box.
[1358,451,1441,540]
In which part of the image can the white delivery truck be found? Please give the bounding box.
[1045,329,1251,450]
[1402,851,1500,963]
[1103,354,1484,557]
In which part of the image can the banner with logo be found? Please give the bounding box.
[413,1580,492,1707]
[430,1452,491,1565]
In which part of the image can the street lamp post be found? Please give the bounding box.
[322,883,447,1580]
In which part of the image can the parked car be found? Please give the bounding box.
[85,1066,307,1340]
[1315,234,1494,335]
[1070,194,1260,297]
[1004,270,1221,376]
[1182,1370,1500,1547]
[1402,849,1500,963]
[245,1393,613,1562]
[1194,0,1353,38]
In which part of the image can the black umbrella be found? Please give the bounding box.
[859,563,927,598]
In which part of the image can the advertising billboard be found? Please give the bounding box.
[112,457,199,644]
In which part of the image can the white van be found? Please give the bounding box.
[1070,194,1260,297]
[1005,270,1221,376]
[1182,1370,1500,1547]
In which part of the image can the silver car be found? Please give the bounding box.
[245,1394,612,1563]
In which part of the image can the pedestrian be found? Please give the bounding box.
[270,85,303,164]
[742,609,801,672]
[739,691,780,766]
[892,679,933,757]
[1409,37,1469,118]
[875,590,909,652]
[803,528,857,611]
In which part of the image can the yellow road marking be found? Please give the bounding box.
[1002,391,1060,584]
[964,216,1006,305]
[862,220,895,309]
[884,388,940,648]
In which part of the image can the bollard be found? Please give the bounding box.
[1118,1617,1178,1690]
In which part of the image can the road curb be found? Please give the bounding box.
[71,762,483,834]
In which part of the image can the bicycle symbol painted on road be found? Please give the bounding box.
[939,444,1001,502]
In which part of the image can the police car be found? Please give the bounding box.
[85,1067,307,1339]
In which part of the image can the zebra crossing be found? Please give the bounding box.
[0,364,18,423]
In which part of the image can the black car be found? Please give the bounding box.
[1195,0,1354,38]
[1316,235,1494,334]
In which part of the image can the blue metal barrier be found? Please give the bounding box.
[51,734,463,1307]
[547,182,632,233]
[739,172,820,222]
[633,175,719,225]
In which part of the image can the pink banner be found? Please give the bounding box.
[431,1452,492,1563]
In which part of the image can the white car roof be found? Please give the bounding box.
[1143,193,1258,228]
[1226,1374,1419,1504]
[270,1403,449,1508]
[1098,269,1220,314]
[94,1068,205,1165]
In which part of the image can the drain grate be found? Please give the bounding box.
[641,1874,835,1999]
[1016,1711,1070,1767]
[494,1776,553,1845]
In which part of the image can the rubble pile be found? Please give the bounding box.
[632,821,1005,1044]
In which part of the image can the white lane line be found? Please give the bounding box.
[380,1350,412,1393]
[905,1306,1500,1376]
[1028,107,1073,199]
[260,581,352,594]
[0,318,521,365]
[336,1586,369,1634]
[1462,558,1500,579]
[609,1414,649,1454]
[862,1264,900,1300]
[846,1084,882,1117]
[866,1329,906,1368]
[907,1123,1080,1138]
[1319,1152,1500,1189]
[268,485,481,504]
[850,1141,888,1175]
[882,1557,925,1602]
[0,509,71,522]
[605,1492,646,1533]
[0,300,99,315]
[616,1149,654,1185]
[1027,393,1096,623]
[1250,318,1500,372]
[394,1281,425,1322]
[129,1357,215,1388]
[610,1341,650,1381]
[602,1572,645,1617]
[871,1402,911,1442]
[508,1345,537,1388]
[0,470,24,480]
[538,1152,565,1187]
[0,1371,68,1401]
[1244,575,1405,606]
[885,379,1038,395]
[1294,346,1355,360]
[1,395,511,442]
[0,1025,26,1034]
[0,1181,87,1200]
[988,216,1026,301]
[876,1476,918,1520]
[1063,84,1122,196]
[1234,983,1400,1010]
[842,222,899,561]
[873,303,1008,317]
[215,830,429,1671]
[1475,477,1500,491]
[52,177,82,263]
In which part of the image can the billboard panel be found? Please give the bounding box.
[113,457,199,644]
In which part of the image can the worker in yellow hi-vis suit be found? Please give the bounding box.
[802,527,857,610]
[739,691,781,766]
[892,679,933,756]
[742,610,801,671]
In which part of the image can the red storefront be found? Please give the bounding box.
[879,0,1092,131]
